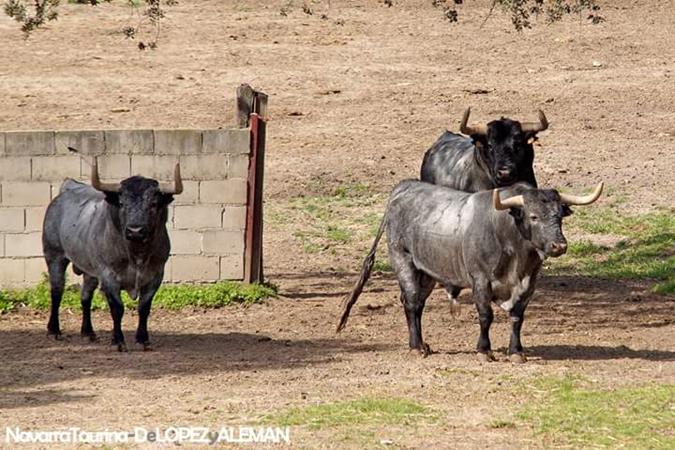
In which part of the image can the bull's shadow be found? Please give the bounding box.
[525,344,675,361]
[0,328,392,409]
[532,275,674,330]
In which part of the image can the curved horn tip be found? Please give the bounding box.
[160,162,184,195]
[460,107,471,129]
[538,109,549,129]
[559,182,604,206]
[593,181,604,197]
[90,156,122,192]
[173,163,183,195]
[584,181,604,201]
[91,156,100,185]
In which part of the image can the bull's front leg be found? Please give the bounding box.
[472,277,496,362]
[136,274,163,351]
[100,280,127,352]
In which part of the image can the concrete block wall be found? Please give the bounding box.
[0,128,250,287]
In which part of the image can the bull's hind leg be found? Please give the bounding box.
[45,256,69,339]
[391,251,435,357]
[80,274,99,341]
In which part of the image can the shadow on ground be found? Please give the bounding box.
[527,344,675,361]
[0,329,393,409]
[1,272,672,409]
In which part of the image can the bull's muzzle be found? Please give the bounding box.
[547,241,568,257]
[495,168,514,185]
[125,226,148,242]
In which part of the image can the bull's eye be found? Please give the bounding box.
[529,214,539,222]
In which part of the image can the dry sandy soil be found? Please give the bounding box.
[1,1,674,448]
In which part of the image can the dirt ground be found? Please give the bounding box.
[1,1,674,448]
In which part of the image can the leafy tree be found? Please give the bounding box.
[431,0,603,30]
[3,1,603,48]
[3,0,176,49]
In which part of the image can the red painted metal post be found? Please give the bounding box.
[244,113,265,283]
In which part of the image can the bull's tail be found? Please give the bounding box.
[336,213,388,332]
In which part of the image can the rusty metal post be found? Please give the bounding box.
[240,85,267,283]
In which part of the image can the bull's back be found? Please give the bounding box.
[420,131,493,192]
[43,179,106,263]
[387,181,475,286]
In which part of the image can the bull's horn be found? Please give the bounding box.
[159,163,183,195]
[493,189,525,211]
[520,109,549,133]
[91,157,122,192]
[559,182,603,206]
[460,107,488,136]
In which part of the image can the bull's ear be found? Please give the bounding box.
[160,193,175,206]
[561,204,574,217]
[524,131,539,145]
[471,134,488,149]
[508,207,524,222]
[103,191,120,207]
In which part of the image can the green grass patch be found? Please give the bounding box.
[266,397,436,430]
[326,226,352,244]
[373,259,392,272]
[490,419,516,429]
[0,275,277,314]
[566,240,609,257]
[550,209,675,293]
[517,376,675,449]
[276,183,387,256]
[436,367,481,378]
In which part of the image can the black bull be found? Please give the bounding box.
[420,108,549,191]
[337,180,603,362]
[42,158,183,351]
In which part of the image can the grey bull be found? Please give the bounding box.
[337,180,603,362]
[42,158,183,351]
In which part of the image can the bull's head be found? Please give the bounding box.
[91,157,183,243]
[460,108,548,186]
[493,182,603,258]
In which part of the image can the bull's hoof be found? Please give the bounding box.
[48,330,63,340]
[409,343,433,358]
[81,332,98,342]
[139,342,153,352]
[420,342,432,358]
[477,351,497,362]
[509,353,527,364]
[112,340,128,352]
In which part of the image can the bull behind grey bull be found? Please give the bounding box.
[42,158,183,351]
[337,180,603,362]
[420,108,548,191]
